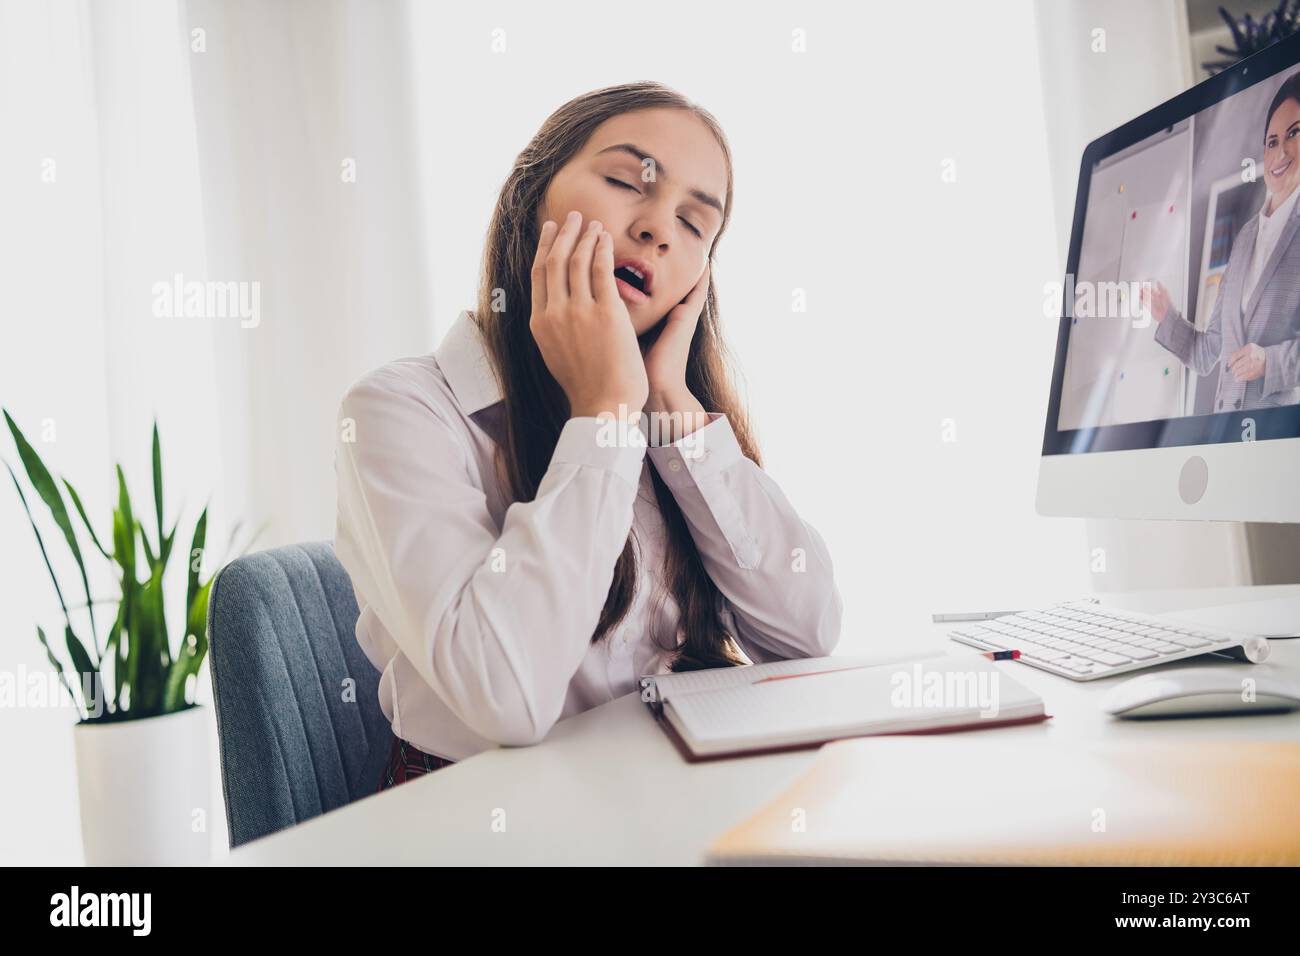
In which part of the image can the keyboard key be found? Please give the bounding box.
[1019,645,1066,661]
[1077,649,1132,665]
[1032,643,1067,654]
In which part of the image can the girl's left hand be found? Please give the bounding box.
[642,261,710,400]
[1227,342,1266,382]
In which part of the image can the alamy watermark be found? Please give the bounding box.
[1045,273,1156,328]
[1,664,106,717]
[593,404,708,458]
[50,886,150,936]
[890,660,1002,718]
[151,272,261,328]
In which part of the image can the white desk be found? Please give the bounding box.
[226,584,1300,865]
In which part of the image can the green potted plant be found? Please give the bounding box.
[4,410,225,864]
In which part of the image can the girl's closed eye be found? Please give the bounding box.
[605,176,703,237]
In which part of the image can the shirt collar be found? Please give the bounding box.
[434,310,504,417]
[1261,185,1300,234]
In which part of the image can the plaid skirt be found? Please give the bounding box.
[378,735,456,792]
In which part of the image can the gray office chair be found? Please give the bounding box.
[206,540,394,848]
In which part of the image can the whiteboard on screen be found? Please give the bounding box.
[1110,198,1187,424]
[1059,187,1126,430]
[1055,126,1192,432]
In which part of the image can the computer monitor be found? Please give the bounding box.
[1037,31,1300,524]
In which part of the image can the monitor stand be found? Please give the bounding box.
[1157,590,1300,640]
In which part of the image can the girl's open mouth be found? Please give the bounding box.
[612,259,653,305]
[615,273,649,304]
[1271,157,1293,177]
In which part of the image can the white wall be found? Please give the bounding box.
[1,0,116,865]
[1036,0,1194,259]
[0,0,432,864]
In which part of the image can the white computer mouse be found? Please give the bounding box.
[1102,668,1300,719]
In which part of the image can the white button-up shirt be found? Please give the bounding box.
[333,310,843,760]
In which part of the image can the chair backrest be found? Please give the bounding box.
[206,540,393,847]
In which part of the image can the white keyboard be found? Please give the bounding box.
[948,600,1271,681]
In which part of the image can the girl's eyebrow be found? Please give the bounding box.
[595,142,724,217]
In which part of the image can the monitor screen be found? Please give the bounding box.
[1043,36,1300,455]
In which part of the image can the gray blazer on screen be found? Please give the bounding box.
[1155,193,1300,412]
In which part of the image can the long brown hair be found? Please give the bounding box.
[472,81,761,672]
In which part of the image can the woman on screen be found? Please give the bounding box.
[1143,71,1300,412]
[333,82,843,790]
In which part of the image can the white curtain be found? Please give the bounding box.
[0,0,431,863]
[180,0,433,547]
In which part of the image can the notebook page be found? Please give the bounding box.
[640,648,945,704]
[667,656,1043,753]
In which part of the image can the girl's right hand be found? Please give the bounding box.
[530,211,649,421]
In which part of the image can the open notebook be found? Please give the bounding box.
[706,737,1300,865]
[639,651,1050,762]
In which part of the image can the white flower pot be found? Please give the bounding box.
[72,704,211,866]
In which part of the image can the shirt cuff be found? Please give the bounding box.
[1154,309,1192,360]
[1262,341,1291,396]
[549,415,648,489]
[646,412,745,490]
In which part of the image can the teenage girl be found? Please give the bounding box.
[334,82,844,791]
